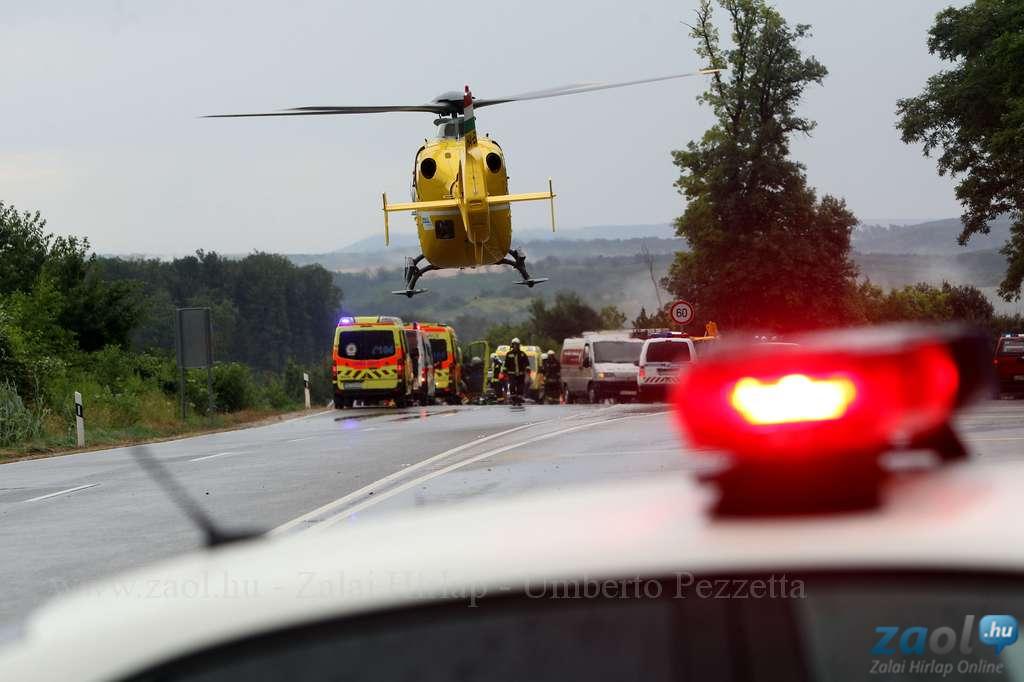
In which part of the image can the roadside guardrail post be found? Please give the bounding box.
[74,391,85,447]
[303,373,311,409]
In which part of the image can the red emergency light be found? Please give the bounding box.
[671,324,991,515]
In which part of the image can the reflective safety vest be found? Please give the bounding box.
[505,349,529,376]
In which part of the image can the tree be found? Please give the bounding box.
[858,281,993,324]
[632,306,672,329]
[943,282,995,323]
[481,292,626,351]
[666,0,860,331]
[528,292,605,341]
[0,202,50,295]
[896,0,1024,299]
[0,202,142,352]
[598,305,627,330]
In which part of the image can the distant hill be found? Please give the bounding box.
[291,236,684,272]
[853,217,1011,255]
[336,223,675,253]
[338,233,418,253]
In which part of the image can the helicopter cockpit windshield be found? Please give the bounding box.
[435,117,463,139]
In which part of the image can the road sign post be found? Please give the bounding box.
[175,308,214,419]
[669,300,695,327]
[74,391,85,447]
[303,372,311,409]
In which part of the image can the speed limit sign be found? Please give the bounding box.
[670,300,694,325]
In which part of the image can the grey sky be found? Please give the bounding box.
[2,1,963,255]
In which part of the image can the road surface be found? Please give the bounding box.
[1,400,1022,625]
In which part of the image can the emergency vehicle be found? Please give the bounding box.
[631,326,721,402]
[332,316,415,408]
[633,330,696,403]
[410,323,462,404]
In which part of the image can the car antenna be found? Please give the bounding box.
[132,446,260,547]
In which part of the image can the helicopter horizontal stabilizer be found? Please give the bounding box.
[487,178,557,232]
[384,198,460,212]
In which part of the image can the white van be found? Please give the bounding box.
[636,336,696,403]
[560,333,644,403]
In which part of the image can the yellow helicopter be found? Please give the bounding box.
[207,69,719,296]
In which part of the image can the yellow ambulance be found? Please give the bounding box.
[332,316,415,408]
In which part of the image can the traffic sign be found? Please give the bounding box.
[670,300,694,325]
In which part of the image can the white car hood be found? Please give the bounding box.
[4,465,1024,681]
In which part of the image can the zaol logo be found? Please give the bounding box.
[979,615,1018,654]
[871,614,1018,656]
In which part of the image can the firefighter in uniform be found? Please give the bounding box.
[504,338,530,407]
[541,350,562,404]
[488,353,504,402]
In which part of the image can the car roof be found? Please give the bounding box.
[642,337,693,344]
[4,461,1024,681]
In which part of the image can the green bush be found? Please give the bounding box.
[281,357,333,406]
[308,356,334,406]
[0,381,45,447]
[212,362,256,412]
[282,358,305,404]
[260,375,292,410]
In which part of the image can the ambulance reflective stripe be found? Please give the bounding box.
[641,375,679,385]
[336,366,399,381]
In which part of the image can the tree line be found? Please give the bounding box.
[98,250,341,370]
[0,202,342,452]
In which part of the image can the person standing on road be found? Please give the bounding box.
[541,350,561,403]
[489,353,504,401]
[505,338,530,407]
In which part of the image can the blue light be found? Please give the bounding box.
[338,316,355,326]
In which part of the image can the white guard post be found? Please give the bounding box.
[74,391,85,447]
[303,373,311,410]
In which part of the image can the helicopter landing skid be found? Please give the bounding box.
[392,255,437,297]
[500,249,547,288]
[391,288,429,298]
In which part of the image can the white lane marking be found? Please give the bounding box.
[286,436,318,444]
[311,411,670,532]
[24,483,99,503]
[289,409,333,423]
[189,450,251,463]
[566,448,683,456]
[270,419,558,535]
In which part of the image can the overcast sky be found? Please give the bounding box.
[1,1,965,255]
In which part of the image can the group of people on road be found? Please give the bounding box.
[485,338,561,407]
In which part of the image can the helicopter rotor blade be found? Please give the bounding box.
[203,104,451,118]
[474,68,723,109]
[202,68,723,119]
